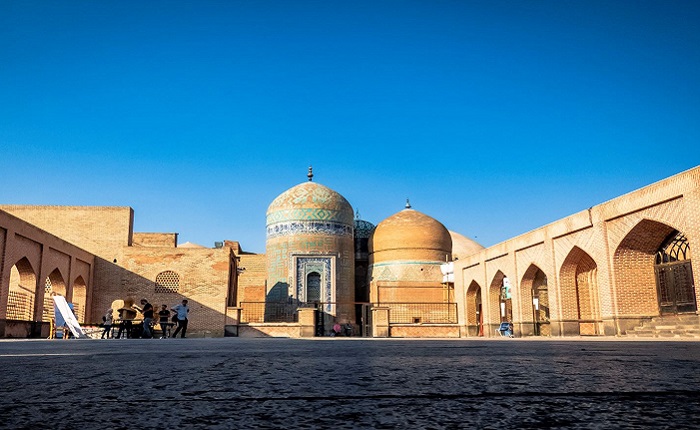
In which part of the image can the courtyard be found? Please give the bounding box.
[0,338,699,428]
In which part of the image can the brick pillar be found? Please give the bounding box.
[298,307,316,338]
[371,306,390,338]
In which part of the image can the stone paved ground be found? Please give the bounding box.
[1,338,699,429]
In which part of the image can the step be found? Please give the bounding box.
[626,328,700,338]
[650,315,699,324]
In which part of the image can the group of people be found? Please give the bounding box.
[101,299,190,339]
[331,322,353,337]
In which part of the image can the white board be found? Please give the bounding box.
[53,295,87,339]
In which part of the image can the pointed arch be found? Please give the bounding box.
[520,264,550,336]
[465,280,482,333]
[488,270,509,326]
[42,268,67,322]
[613,219,695,316]
[72,276,87,323]
[465,280,481,326]
[560,246,600,335]
[7,257,37,321]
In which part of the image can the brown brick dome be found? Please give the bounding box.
[369,208,452,263]
[449,230,484,260]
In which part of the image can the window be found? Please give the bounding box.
[155,271,180,293]
[307,272,321,303]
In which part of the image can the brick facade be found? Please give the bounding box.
[455,166,700,338]
[1,166,698,339]
[0,209,95,337]
[0,206,236,337]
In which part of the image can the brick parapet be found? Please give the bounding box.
[0,205,133,260]
[132,233,178,248]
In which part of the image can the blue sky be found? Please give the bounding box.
[1,1,699,253]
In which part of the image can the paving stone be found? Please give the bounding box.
[1,338,699,428]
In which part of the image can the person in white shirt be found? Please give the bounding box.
[170,299,190,338]
[101,309,113,339]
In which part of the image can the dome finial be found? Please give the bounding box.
[405,198,412,209]
[307,165,313,182]
[355,209,361,220]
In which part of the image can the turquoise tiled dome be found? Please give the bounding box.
[266,182,354,227]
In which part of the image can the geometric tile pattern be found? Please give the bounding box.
[267,208,351,224]
[354,219,376,239]
[267,220,353,239]
[295,257,332,312]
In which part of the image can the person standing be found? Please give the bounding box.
[332,322,342,337]
[171,299,190,338]
[158,304,171,338]
[138,299,154,339]
[101,309,113,339]
[115,308,133,339]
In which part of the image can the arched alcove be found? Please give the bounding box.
[520,264,550,336]
[560,247,600,335]
[465,280,483,336]
[73,276,87,323]
[7,258,37,321]
[488,270,511,330]
[42,268,66,322]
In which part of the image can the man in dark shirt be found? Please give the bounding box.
[157,304,171,338]
[139,299,154,339]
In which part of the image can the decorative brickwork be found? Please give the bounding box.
[559,246,599,326]
[155,270,180,293]
[612,219,674,317]
[7,259,36,320]
[455,166,700,338]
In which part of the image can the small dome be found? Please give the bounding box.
[449,231,484,260]
[178,241,206,249]
[267,181,354,227]
[354,219,375,239]
[370,208,452,261]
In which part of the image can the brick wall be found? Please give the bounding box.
[90,246,234,336]
[133,233,178,248]
[0,205,133,260]
[0,209,95,325]
[237,254,267,305]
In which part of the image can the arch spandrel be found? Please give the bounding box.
[605,196,687,254]
[610,218,679,259]
[8,251,40,288]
